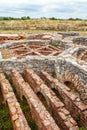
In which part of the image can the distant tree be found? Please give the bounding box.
[40,17,47,19]
[68,18,75,20]
[21,16,30,20]
[49,17,57,20]
[68,18,82,21]
[3,17,9,20]
[75,18,82,21]
[0,16,31,20]
[21,16,26,20]
[26,16,30,19]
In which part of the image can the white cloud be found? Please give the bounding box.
[0,0,87,18]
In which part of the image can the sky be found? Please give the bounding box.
[0,0,87,19]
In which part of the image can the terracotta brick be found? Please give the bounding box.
[40,70,87,128]
[11,69,60,130]
[0,71,31,130]
[24,68,78,130]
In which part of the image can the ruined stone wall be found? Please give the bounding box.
[56,57,87,85]
[0,33,87,129]
[55,47,87,103]
[0,40,47,49]
[0,35,87,104]
[0,56,56,75]
[57,32,79,39]
[0,47,86,104]
[72,37,87,45]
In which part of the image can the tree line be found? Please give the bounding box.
[0,16,30,20]
[0,16,86,21]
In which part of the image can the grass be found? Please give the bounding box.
[0,19,87,35]
[0,92,38,130]
[9,79,38,130]
[19,97,38,130]
[79,127,87,130]
[52,70,56,78]
[0,90,12,130]
[37,92,48,110]
[0,73,38,130]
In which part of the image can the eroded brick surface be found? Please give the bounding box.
[11,69,60,130]
[0,70,31,130]
[24,68,79,130]
[0,43,62,59]
[0,34,26,41]
[40,70,87,128]
[56,46,87,103]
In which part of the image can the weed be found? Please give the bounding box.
[52,70,56,78]
[0,92,12,130]
[75,113,81,124]
[52,43,58,48]
[79,127,87,130]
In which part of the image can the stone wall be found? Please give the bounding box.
[0,56,56,75]
[55,47,87,103]
[72,36,87,45]
[57,32,79,39]
[0,40,47,49]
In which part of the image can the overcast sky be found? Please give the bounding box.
[0,0,87,19]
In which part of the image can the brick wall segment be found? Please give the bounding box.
[0,34,26,41]
[24,68,79,130]
[40,70,87,128]
[0,70,31,130]
[11,69,60,130]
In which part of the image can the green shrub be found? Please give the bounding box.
[52,70,56,78]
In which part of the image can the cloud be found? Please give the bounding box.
[0,0,87,18]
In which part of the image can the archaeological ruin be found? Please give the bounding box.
[0,32,87,130]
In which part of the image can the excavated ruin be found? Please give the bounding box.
[0,33,87,130]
